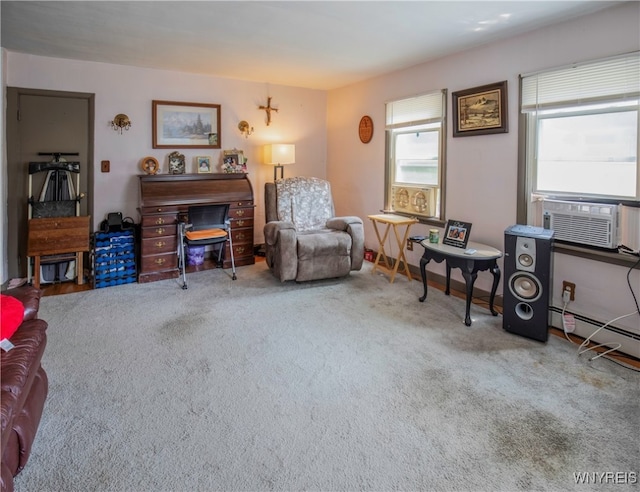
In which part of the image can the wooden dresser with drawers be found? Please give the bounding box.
[138,173,254,283]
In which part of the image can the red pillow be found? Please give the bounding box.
[1,294,25,340]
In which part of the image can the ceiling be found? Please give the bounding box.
[1,1,623,90]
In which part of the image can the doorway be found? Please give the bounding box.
[6,88,94,279]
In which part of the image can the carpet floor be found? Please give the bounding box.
[13,262,639,492]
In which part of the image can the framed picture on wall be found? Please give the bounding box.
[452,81,508,137]
[152,100,221,149]
[443,220,472,248]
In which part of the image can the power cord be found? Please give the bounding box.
[622,252,640,315]
[560,290,576,344]
[574,254,640,368]
[618,244,640,258]
[577,313,627,361]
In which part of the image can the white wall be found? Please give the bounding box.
[4,53,327,247]
[327,3,640,356]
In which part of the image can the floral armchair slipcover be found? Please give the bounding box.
[264,177,364,282]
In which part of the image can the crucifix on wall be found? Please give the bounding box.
[259,97,279,126]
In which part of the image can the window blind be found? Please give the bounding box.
[386,90,445,128]
[521,52,640,112]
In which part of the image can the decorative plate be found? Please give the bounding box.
[141,156,159,175]
[358,115,374,143]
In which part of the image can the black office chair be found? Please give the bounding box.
[178,204,236,289]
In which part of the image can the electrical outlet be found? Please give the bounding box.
[406,239,413,251]
[562,281,576,301]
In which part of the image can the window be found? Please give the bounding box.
[517,52,640,258]
[520,52,639,213]
[534,107,637,198]
[385,90,447,221]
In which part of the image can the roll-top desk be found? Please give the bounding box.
[138,173,255,283]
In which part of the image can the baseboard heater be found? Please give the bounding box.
[549,306,640,343]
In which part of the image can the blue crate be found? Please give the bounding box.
[92,229,137,289]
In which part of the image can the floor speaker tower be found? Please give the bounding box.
[503,225,554,342]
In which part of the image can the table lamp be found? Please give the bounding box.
[264,144,295,181]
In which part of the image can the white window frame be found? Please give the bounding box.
[385,90,447,223]
[518,52,640,258]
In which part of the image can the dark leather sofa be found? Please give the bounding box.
[1,286,48,492]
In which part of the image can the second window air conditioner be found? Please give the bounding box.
[542,199,620,250]
[391,185,436,219]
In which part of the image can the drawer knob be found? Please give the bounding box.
[236,210,245,217]
[236,220,245,227]
[155,218,165,225]
[157,208,163,212]
[155,258,166,265]
[236,233,245,240]
[155,241,166,248]
[236,246,245,254]
[155,227,165,234]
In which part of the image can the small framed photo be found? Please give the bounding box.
[167,151,185,175]
[196,156,212,173]
[221,149,247,173]
[443,220,472,248]
[452,81,508,137]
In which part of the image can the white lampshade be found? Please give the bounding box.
[264,144,295,180]
[264,144,295,165]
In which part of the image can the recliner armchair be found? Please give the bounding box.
[264,177,364,282]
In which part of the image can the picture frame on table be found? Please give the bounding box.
[152,100,221,149]
[167,151,186,175]
[196,156,212,173]
[452,81,508,137]
[221,149,247,173]
[443,220,472,249]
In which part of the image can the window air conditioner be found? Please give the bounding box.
[542,199,620,250]
[391,185,435,219]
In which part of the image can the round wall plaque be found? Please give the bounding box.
[358,115,374,143]
[141,156,159,175]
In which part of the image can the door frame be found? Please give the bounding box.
[5,87,94,280]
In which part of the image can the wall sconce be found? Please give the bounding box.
[264,143,295,181]
[238,120,254,138]
[110,113,132,134]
